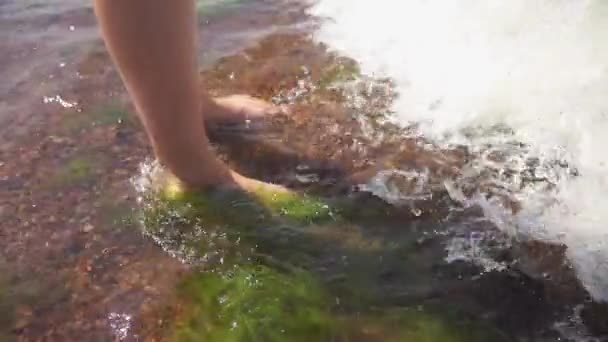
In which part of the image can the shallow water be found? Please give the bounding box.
[311,0,608,302]
[1,0,608,341]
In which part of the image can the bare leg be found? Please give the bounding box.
[94,0,283,191]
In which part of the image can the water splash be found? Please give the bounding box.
[131,161,219,264]
[311,0,608,301]
[42,95,76,108]
[445,234,510,273]
[359,169,431,204]
[107,312,132,341]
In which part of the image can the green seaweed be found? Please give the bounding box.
[49,154,104,188]
[58,105,132,134]
[139,177,425,273]
[158,181,334,225]
[140,184,336,269]
[142,181,513,341]
[139,174,513,341]
[253,187,333,224]
[173,265,338,342]
[172,267,509,342]
[64,158,93,181]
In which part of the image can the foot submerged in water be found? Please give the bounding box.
[159,165,290,201]
[203,95,286,129]
[156,165,331,224]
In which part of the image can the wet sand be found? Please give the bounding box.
[1,1,607,341]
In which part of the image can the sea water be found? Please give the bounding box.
[310,0,608,301]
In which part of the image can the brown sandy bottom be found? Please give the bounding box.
[0,15,607,342]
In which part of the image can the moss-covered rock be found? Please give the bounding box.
[252,187,333,223]
[173,265,337,342]
[140,177,337,267]
[137,166,515,341]
[159,176,334,225]
[171,266,509,342]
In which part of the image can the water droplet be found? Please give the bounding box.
[108,313,132,341]
[43,95,77,108]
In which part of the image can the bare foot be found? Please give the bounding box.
[203,95,285,127]
[161,162,289,199]
[228,170,290,194]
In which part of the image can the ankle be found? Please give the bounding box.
[159,155,231,190]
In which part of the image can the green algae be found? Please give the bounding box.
[174,265,337,342]
[172,266,509,342]
[253,187,333,224]
[141,176,512,341]
[140,183,337,268]
[155,176,408,227]
[58,105,132,134]
[158,181,334,226]
[63,158,93,181]
[139,178,415,270]
[49,154,105,188]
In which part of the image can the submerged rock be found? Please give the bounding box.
[173,265,337,342]
[132,33,606,341]
[171,264,509,342]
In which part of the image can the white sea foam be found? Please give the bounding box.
[310,0,608,301]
